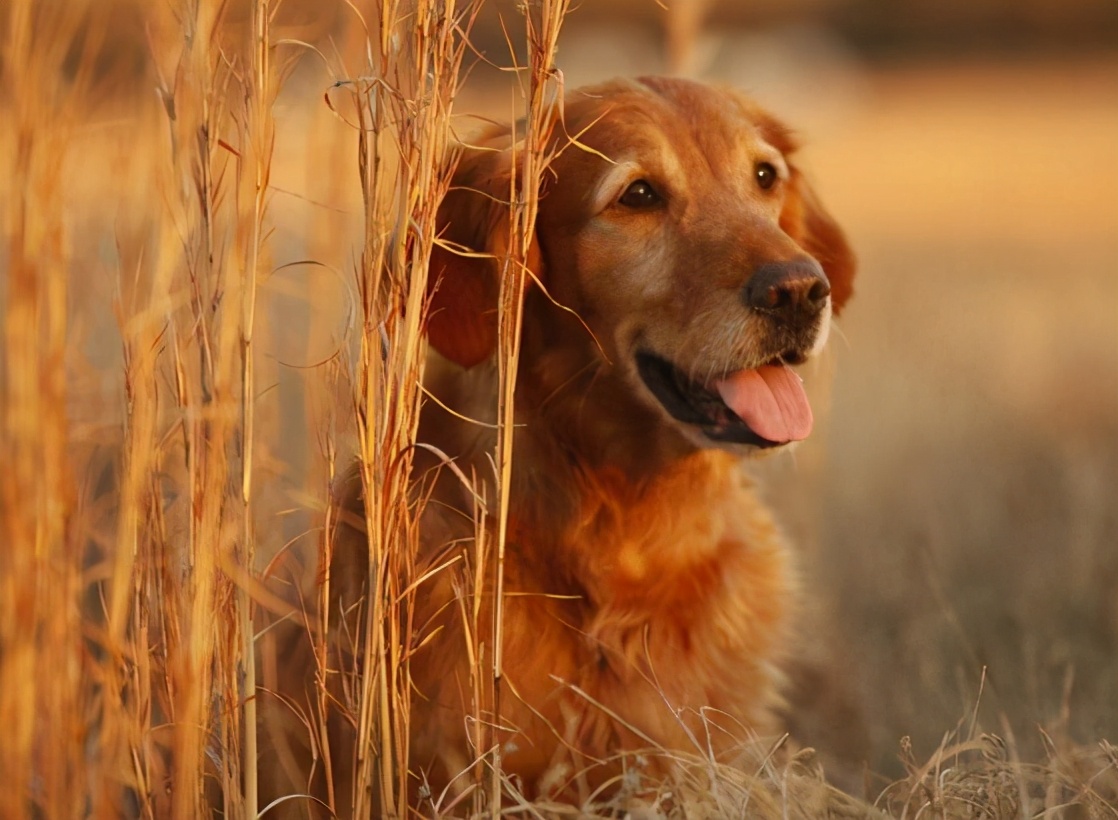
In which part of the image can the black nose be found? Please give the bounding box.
[743,259,831,318]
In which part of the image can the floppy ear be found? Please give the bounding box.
[781,167,857,315]
[426,141,544,368]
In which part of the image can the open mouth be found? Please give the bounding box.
[635,351,813,448]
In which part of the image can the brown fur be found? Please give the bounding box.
[332,76,856,804]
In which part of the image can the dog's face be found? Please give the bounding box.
[428,77,855,453]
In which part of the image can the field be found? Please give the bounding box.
[760,56,1118,789]
[1,0,1115,817]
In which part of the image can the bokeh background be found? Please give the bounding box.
[29,0,1118,796]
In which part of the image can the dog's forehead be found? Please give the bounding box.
[562,79,785,174]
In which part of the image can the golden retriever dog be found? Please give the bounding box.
[328,75,855,807]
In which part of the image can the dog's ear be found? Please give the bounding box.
[781,167,856,315]
[426,140,544,368]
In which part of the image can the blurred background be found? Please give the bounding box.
[46,0,1118,792]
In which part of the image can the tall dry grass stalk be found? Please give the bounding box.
[0,1,91,817]
[325,2,569,816]
[488,1,569,812]
[120,1,281,816]
[338,1,472,813]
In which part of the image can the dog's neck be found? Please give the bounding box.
[507,368,748,603]
[500,317,750,592]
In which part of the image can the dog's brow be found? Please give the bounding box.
[590,160,642,211]
[757,148,789,179]
[583,129,686,210]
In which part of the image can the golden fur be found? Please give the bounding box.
[329,76,856,805]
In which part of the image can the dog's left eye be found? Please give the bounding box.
[755,162,779,190]
[619,180,662,208]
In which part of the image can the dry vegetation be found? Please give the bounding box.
[0,0,1115,818]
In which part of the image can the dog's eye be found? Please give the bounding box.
[619,180,662,208]
[755,162,779,191]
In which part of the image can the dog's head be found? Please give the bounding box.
[427,77,855,453]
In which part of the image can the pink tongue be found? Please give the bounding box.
[714,364,813,443]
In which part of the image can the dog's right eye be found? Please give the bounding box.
[619,180,662,208]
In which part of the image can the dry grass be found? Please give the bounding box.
[1,0,1114,818]
[1,0,575,816]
